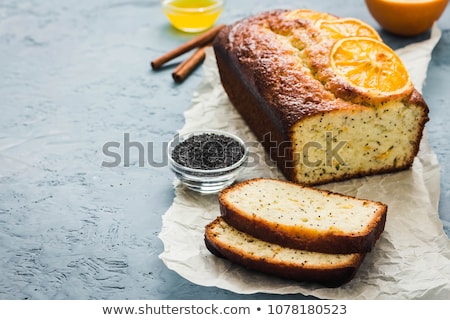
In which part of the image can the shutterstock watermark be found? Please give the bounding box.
[101,132,347,168]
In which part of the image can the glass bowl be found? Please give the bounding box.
[167,129,248,194]
[161,0,225,33]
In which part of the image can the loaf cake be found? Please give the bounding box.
[205,217,365,287]
[218,178,387,254]
[213,9,429,185]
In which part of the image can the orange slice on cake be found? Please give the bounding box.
[316,18,382,41]
[330,36,412,101]
[285,9,337,21]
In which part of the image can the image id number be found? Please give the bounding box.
[268,304,347,315]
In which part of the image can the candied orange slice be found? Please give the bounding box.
[330,37,411,98]
[317,18,382,41]
[285,9,336,21]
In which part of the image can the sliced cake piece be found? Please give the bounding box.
[219,178,387,254]
[205,217,365,287]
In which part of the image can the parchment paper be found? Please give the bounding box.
[159,24,450,299]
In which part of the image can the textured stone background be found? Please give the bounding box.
[0,0,449,299]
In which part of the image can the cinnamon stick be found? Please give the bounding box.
[172,46,207,83]
[151,24,225,70]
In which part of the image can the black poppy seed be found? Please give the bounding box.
[171,133,244,171]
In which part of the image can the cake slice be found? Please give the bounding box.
[205,217,365,287]
[219,178,387,254]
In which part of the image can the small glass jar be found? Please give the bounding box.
[161,0,225,33]
[167,129,248,194]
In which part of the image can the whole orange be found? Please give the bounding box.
[365,0,449,36]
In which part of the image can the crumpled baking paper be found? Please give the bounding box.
[159,24,450,299]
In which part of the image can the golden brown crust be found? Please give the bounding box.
[215,10,354,129]
[215,9,420,107]
[205,217,365,287]
[218,178,387,254]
